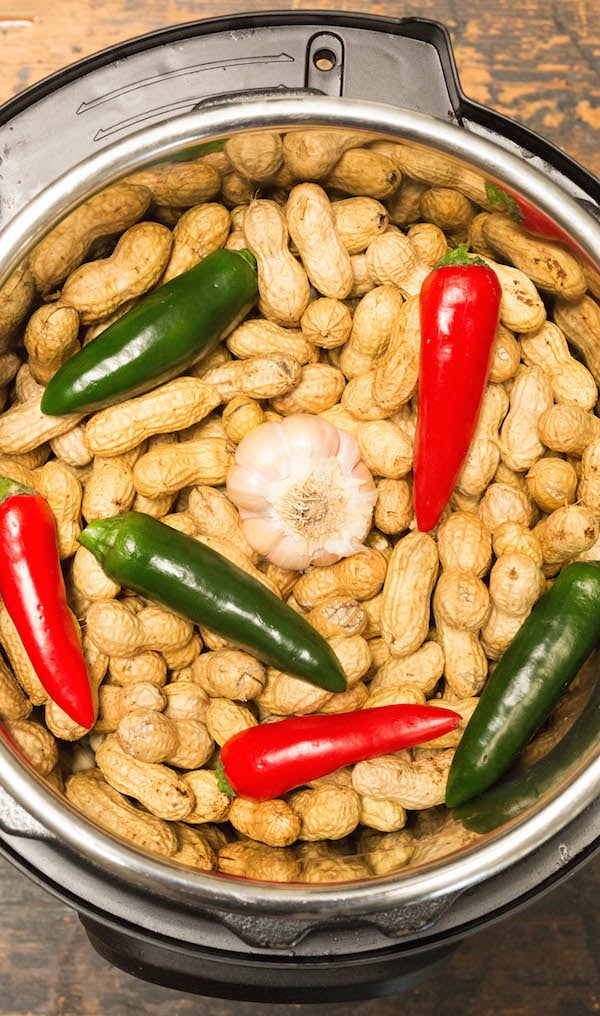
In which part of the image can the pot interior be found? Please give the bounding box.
[1,110,600,904]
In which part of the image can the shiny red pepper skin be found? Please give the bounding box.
[0,479,94,728]
[414,248,502,532]
[218,705,460,801]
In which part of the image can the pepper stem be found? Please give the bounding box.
[0,475,35,504]
[215,759,236,798]
[437,243,489,269]
[485,181,523,223]
[77,516,124,563]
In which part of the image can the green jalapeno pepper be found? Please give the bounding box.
[445,561,600,807]
[42,248,258,415]
[452,665,600,832]
[78,511,346,693]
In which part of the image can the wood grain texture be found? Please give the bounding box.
[0,0,599,174]
[1,1,600,1011]
[0,849,599,1014]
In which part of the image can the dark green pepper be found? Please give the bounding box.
[41,248,258,415]
[445,561,600,808]
[452,666,600,833]
[78,512,346,694]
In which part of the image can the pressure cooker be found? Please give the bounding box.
[1,11,600,1003]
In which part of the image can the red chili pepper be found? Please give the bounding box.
[216,704,460,801]
[0,477,94,728]
[485,181,573,246]
[414,245,502,532]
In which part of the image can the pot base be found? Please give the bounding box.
[81,915,456,1003]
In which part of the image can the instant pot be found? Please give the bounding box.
[1,11,600,1003]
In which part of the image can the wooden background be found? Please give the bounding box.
[1,1,600,1013]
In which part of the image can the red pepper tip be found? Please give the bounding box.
[65,695,96,731]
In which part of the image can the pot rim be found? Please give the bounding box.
[2,94,600,914]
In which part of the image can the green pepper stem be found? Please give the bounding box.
[437,243,489,269]
[485,181,523,223]
[0,475,35,504]
[215,758,236,797]
[77,516,123,562]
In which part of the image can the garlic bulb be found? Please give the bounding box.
[226,414,378,570]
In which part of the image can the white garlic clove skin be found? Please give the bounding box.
[242,515,285,559]
[226,462,274,514]
[234,421,291,479]
[226,413,378,571]
[269,533,315,571]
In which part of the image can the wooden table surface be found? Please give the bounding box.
[1,1,600,1013]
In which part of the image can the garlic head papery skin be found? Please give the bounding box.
[226,413,378,571]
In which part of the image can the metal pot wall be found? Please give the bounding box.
[1,12,600,1002]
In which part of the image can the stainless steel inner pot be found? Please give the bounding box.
[1,12,600,990]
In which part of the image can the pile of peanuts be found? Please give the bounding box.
[0,127,598,884]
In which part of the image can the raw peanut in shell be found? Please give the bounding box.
[60,222,173,323]
[201,353,302,402]
[538,404,600,457]
[81,450,138,522]
[527,457,579,514]
[381,532,438,657]
[373,142,490,207]
[162,203,231,282]
[286,184,353,299]
[282,130,372,180]
[84,378,221,456]
[579,440,600,517]
[243,199,310,326]
[226,319,316,365]
[407,222,448,267]
[487,325,521,385]
[28,182,152,294]
[520,321,597,410]
[386,177,428,227]
[127,158,220,207]
[66,770,178,857]
[500,366,553,473]
[225,132,283,182]
[374,477,413,535]
[478,482,536,533]
[133,437,233,497]
[419,187,475,241]
[300,298,352,349]
[24,304,80,385]
[339,284,403,379]
[553,296,600,385]
[366,232,429,297]
[478,255,546,333]
[0,394,83,455]
[481,552,546,659]
[325,149,401,200]
[352,750,455,810]
[0,264,36,350]
[96,735,195,821]
[331,197,389,254]
[482,214,586,300]
[270,364,345,416]
[457,384,509,497]
[533,504,599,576]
